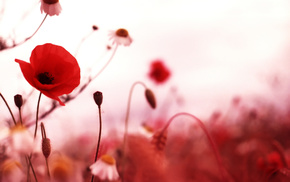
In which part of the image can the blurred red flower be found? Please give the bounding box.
[15,43,80,106]
[257,151,285,174]
[148,60,171,84]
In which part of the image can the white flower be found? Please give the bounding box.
[50,155,73,182]
[90,154,119,181]
[40,0,62,16]
[0,125,9,140]
[9,125,34,155]
[109,28,133,46]
[139,123,154,138]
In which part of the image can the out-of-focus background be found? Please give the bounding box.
[1,0,290,145]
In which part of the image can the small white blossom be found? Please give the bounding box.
[109,28,133,46]
[0,159,25,182]
[40,0,62,16]
[139,123,154,138]
[90,154,119,181]
[9,125,34,155]
[0,125,9,140]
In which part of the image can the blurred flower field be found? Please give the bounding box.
[1,0,290,182]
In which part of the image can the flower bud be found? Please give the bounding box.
[93,91,103,107]
[14,94,23,109]
[42,138,51,158]
[151,131,167,151]
[145,89,156,109]
[92,25,98,31]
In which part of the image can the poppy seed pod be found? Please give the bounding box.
[92,25,98,31]
[145,89,156,109]
[93,91,103,107]
[42,138,51,158]
[14,94,23,109]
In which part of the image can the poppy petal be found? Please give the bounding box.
[15,43,80,106]
[15,59,36,88]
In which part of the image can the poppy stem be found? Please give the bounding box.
[1,14,48,51]
[34,92,42,138]
[41,123,51,179]
[91,104,103,182]
[121,81,147,181]
[74,30,94,57]
[18,107,23,125]
[161,112,228,182]
[26,155,38,182]
[91,44,118,80]
[0,92,17,125]
[25,13,48,42]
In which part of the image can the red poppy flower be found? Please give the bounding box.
[15,43,80,106]
[148,60,171,84]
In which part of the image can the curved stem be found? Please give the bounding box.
[161,112,228,182]
[25,13,48,42]
[1,14,48,51]
[123,81,147,146]
[91,44,118,80]
[74,31,94,57]
[34,92,42,139]
[121,81,147,181]
[0,92,16,125]
[91,105,102,182]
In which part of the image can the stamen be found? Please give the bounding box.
[116,29,129,38]
[142,123,154,133]
[37,72,54,85]
[101,155,116,165]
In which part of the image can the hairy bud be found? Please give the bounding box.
[93,91,103,107]
[145,89,156,109]
[14,94,23,109]
[42,138,51,158]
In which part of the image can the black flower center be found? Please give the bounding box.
[37,72,54,85]
[43,0,59,4]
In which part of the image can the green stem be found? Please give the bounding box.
[18,108,23,125]
[91,105,102,182]
[0,92,16,125]
[25,14,48,42]
[34,92,42,138]
[91,44,118,80]
[26,155,38,182]
[121,81,147,181]
[45,158,51,179]
[41,122,51,179]
[2,13,48,51]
